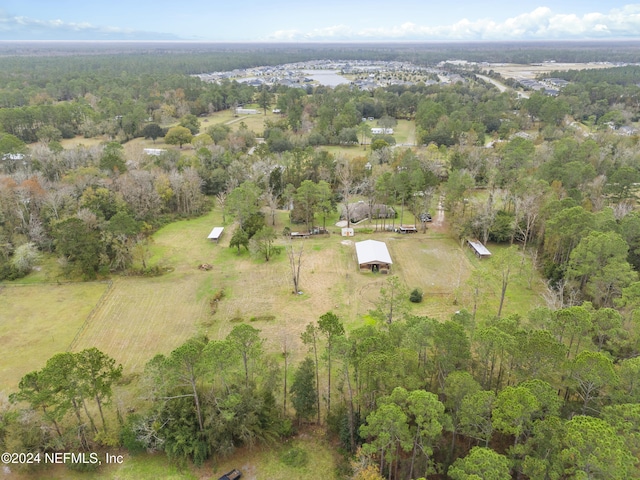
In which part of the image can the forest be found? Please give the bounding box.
[1,43,640,479]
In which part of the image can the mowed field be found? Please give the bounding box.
[1,205,545,390]
[0,282,108,392]
[74,216,474,371]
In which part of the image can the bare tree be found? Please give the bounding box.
[287,240,304,294]
[264,186,279,226]
[336,157,356,228]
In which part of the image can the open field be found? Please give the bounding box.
[0,282,108,393]
[1,203,546,390]
[486,62,621,80]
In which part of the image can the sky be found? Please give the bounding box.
[1,1,640,42]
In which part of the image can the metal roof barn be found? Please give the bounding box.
[355,239,393,273]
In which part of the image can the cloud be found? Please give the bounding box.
[263,4,640,41]
[0,13,180,40]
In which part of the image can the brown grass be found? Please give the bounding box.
[0,282,108,392]
[1,206,546,388]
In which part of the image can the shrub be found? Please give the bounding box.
[409,288,423,303]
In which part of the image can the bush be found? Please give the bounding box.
[409,288,423,303]
[120,415,147,454]
[280,446,309,468]
[0,260,26,281]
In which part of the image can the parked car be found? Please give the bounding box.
[218,469,242,480]
[420,212,432,223]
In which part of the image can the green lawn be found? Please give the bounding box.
[0,282,108,393]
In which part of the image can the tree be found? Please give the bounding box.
[448,447,511,480]
[0,133,26,157]
[75,347,122,433]
[256,85,273,115]
[100,141,127,173]
[290,357,317,424]
[301,323,321,424]
[372,276,407,325]
[431,321,471,390]
[178,114,200,135]
[11,242,39,275]
[227,324,263,387]
[570,350,618,414]
[492,386,539,448]
[142,123,164,143]
[294,180,322,233]
[317,311,345,417]
[616,357,640,403]
[605,165,640,201]
[443,169,474,215]
[591,307,623,352]
[474,326,514,391]
[165,126,193,148]
[164,337,207,432]
[566,231,637,307]
[459,390,496,447]
[360,402,412,478]
[494,245,520,318]
[560,415,635,480]
[53,217,103,279]
[250,226,279,261]
[444,371,481,457]
[404,389,450,478]
[11,370,64,439]
[287,241,304,293]
[226,181,262,228]
[229,227,249,253]
[601,403,640,455]
[513,329,566,382]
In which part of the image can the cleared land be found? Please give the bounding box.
[487,62,621,80]
[2,203,545,389]
[0,282,108,392]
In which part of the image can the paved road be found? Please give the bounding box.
[476,74,530,99]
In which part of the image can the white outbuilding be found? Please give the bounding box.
[355,239,393,273]
[207,227,225,243]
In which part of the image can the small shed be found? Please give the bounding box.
[207,227,224,243]
[355,239,393,273]
[342,228,355,237]
[467,239,491,258]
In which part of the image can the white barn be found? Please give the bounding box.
[355,239,393,273]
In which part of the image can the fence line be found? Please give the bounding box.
[67,280,114,351]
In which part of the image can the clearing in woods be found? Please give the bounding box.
[1,207,544,389]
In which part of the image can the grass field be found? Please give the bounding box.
[0,282,108,393]
[1,203,546,390]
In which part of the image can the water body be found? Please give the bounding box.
[303,70,350,87]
